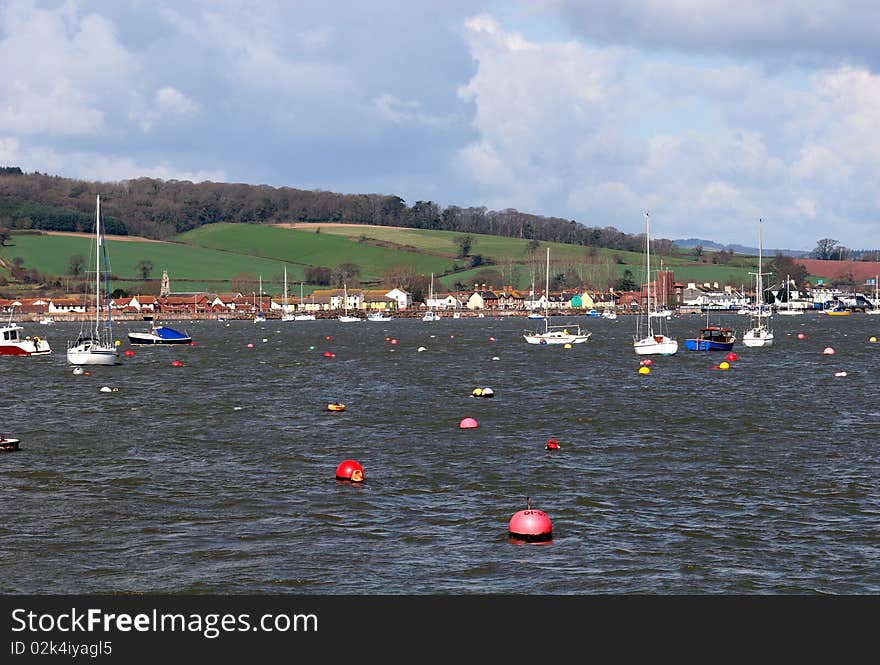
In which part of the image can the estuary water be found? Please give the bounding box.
[1,312,878,594]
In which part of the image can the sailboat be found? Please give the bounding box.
[867,275,880,315]
[633,213,678,355]
[67,195,119,365]
[423,272,440,321]
[776,273,803,316]
[742,219,774,347]
[280,266,295,321]
[253,276,266,323]
[294,282,316,320]
[523,247,592,345]
[649,259,673,319]
[338,283,361,322]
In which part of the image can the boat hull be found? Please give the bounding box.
[742,329,774,347]
[67,346,118,365]
[685,339,735,351]
[633,335,678,355]
[127,334,191,345]
[524,326,592,345]
[0,342,51,356]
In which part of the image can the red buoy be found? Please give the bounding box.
[171,360,183,367]
[459,417,478,429]
[509,498,552,543]
[189,341,196,346]
[725,352,738,362]
[323,351,335,357]
[124,349,135,357]
[545,438,559,450]
[335,459,364,482]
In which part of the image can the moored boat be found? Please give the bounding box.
[128,324,192,345]
[685,326,736,351]
[0,318,51,356]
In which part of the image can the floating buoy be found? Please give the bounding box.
[323,351,335,357]
[325,336,332,341]
[640,359,653,366]
[171,360,183,367]
[509,498,552,543]
[72,367,85,375]
[719,361,730,370]
[114,340,121,347]
[390,339,398,345]
[725,352,738,362]
[189,341,195,346]
[492,356,500,360]
[489,337,496,342]
[545,438,560,450]
[834,371,848,377]
[712,365,719,370]
[870,337,877,343]
[564,343,572,348]
[124,349,135,357]
[335,459,364,482]
[471,387,494,398]
[459,417,479,429]
[327,402,346,412]
[99,386,113,393]
[823,347,835,355]
[417,346,427,352]
[797,333,806,339]
[247,343,254,348]
[638,366,650,375]
[262,338,268,343]
[309,345,315,350]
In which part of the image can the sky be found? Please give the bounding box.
[2,1,880,252]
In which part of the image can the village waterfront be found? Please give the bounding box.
[1,312,878,594]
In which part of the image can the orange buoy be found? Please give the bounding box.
[509,498,552,543]
[171,360,183,367]
[545,438,560,450]
[327,402,346,412]
[459,417,478,429]
[335,459,364,482]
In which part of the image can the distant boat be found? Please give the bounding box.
[0,311,51,356]
[280,266,295,322]
[39,316,55,325]
[338,283,361,322]
[776,274,804,316]
[633,213,678,356]
[294,282,316,320]
[128,323,192,345]
[824,306,851,316]
[742,219,774,348]
[367,312,393,322]
[423,273,440,321]
[867,275,880,315]
[523,247,592,345]
[253,276,266,322]
[67,195,119,366]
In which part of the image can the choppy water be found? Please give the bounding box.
[2,313,878,594]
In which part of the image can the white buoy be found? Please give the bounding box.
[72,367,85,375]
[418,346,427,352]
[492,356,500,361]
[99,386,113,393]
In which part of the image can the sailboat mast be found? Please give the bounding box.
[545,246,550,320]
[95,195,102,339]
[645,212,652,333]
[757,219,763,309]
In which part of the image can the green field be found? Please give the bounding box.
[1,224,770,295]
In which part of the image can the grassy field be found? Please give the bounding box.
[1,223,772,295]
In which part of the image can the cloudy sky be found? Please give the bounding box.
[3,1,880,252]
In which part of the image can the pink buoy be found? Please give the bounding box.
[325,335,332,340]
[489,337,496,342]
[335,459,364,483]
[459,417,478,429]
[189,341,196,346]
[640,359,653,366]
[509,498,552,543]
[247,343,254,348]
[390,339,398,345]
[823,347,835,355]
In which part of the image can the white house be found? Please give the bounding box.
[385,288,412,310]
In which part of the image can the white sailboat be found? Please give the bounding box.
[423,272,440,321]
[523,247,592,345]
[338,283,361,322]
[776,273,803,316]
[253,276,266,323]
[280,266,295,321]
[294,282,316,320]
[649,259,673,319]
[67,195,119,365]
[867,275,880,315]
[633,212,678,355]
[742,219,774,347]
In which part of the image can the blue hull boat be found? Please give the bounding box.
[685,326,736,351]
[128,325,192,345]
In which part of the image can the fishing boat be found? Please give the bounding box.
[523,247,592,345]
[633,213,678,355]
[39,316,55,325]
[867,275,880,315]
[742,219,774,348]
[685,313,736,351]
[367,312,393,322]
[824,305,851,316]
[338,283,361,322]
[67,195,119,365]
[0,311,51,356]
[776,274,803,316]
[128,322,192,345]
